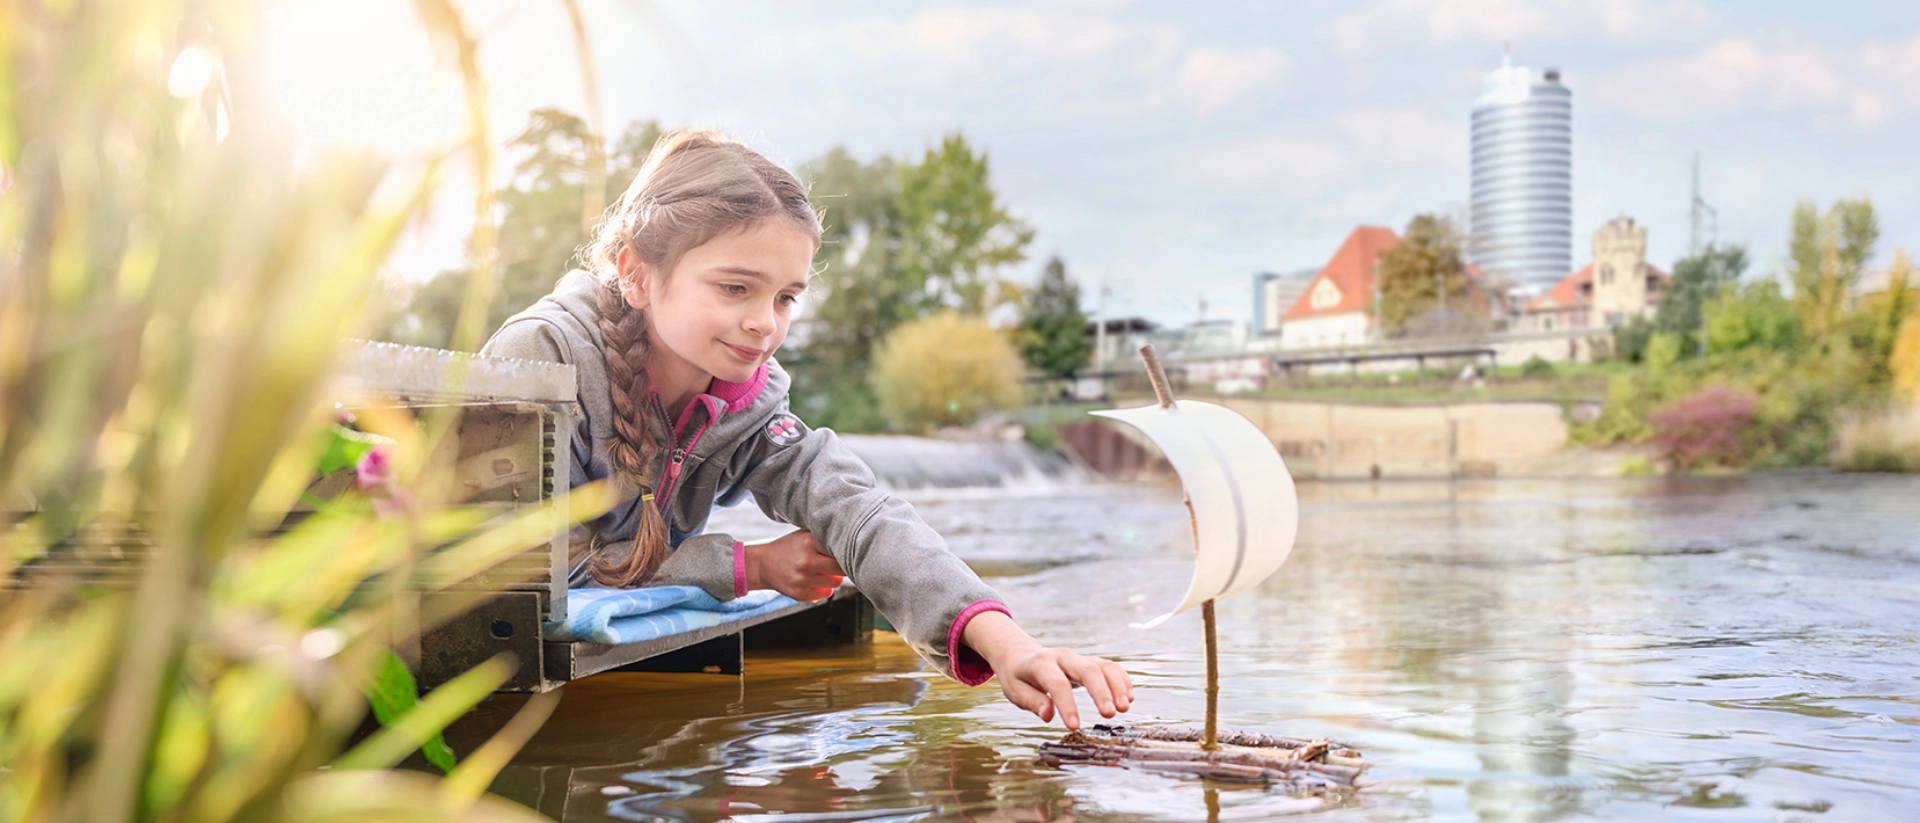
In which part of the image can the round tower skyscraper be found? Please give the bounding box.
[1469,51,1572,289]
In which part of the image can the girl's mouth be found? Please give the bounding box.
[724,342,764,362]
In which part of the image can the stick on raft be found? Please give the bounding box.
[1039,724,1367,791]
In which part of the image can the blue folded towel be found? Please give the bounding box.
[545,585,798,645]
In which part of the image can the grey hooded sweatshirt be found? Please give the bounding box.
[480,271,1007,684]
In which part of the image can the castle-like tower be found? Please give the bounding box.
[1469,50,1572,289]
[1590,216,1650,328]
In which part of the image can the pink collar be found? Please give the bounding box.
[707,363,770,414]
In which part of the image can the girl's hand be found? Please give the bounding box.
[963,610,1133,729]
[744,529,845,602]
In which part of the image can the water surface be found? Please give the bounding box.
[456,474,1920,821]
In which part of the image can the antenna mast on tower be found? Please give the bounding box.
[1690,152,1719,254]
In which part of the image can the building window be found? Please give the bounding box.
[1309,279,1342,310]
[1600,265,1614,286]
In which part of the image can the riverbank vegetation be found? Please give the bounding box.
[1574,198,1918,472]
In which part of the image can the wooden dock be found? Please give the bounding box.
[7,341,871,693]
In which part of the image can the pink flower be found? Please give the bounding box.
[354,446,414,517]
[354,446,393,492]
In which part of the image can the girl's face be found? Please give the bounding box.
[622,220,815,386]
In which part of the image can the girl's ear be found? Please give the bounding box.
[615,246,654,310]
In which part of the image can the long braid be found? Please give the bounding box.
[591,282,671,587]
[576,128,821,589]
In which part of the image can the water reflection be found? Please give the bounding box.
[462,474,1920,822]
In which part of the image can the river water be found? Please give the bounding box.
[459,474,1920,822]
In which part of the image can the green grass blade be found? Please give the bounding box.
[334,653,513,772]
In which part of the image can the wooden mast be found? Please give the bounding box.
[1136,344,1219,752]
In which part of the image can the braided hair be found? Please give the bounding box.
[581,130,820,587]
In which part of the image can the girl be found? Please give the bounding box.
[481,131,1131,730]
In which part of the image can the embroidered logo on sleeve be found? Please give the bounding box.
[765,415,803,446]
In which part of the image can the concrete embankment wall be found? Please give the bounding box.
[1835,402,1920,471]
[1064,397,1588,480]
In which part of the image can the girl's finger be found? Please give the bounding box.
[1101,660,1133,713]
[1001,676,1053,722]
[807,552,847,576]
[1066,655,1118,718]
[816,553,846,576]
[1038,669,1080,729]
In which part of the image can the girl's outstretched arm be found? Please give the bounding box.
[961,610,1134,729]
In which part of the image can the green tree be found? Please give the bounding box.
[384,109,661,349]
[1657,244,1748,355]
[1846,251,1916,392]
[1703,280,1800,356]
[1376,214,1470,336]
[1016,256,1092,379]
[787,147,904,431]
[895,133,1035,317]
[789,135,1034,432]
[1789,197,1880,345]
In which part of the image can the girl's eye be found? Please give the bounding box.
[777,293,800,307]
[721,284,747,297]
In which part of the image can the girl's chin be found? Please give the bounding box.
[706,360,760,384]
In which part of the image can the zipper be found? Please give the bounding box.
[653,398,717,512]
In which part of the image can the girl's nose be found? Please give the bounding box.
[743,302,775,336]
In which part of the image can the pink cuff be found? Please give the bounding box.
[732,540,748,599]
[947,600,1011,686]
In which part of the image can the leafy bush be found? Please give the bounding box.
[1520,356,1556,378]
[1613,316,1654,363]
[1644,332,1682,373]
[1650,386,1759,472]
[1704,280,1799,355]
[871,312,1025,432]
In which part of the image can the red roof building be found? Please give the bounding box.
[1281,226,1400,322]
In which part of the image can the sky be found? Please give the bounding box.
[263,0,1920,328]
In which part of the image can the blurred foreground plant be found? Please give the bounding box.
[0,1,607,820]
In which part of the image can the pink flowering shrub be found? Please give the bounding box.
[1650,386,1759,472]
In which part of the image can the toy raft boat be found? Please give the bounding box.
[1045,345,1367,790]
[1040,725,1365,790]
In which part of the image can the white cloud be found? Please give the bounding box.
[1329,0,1709,54]
[1863,34,1920,103]
[1178,107,1465,193]
[1594,37,1919,126]
[775,6,1284,120]
[1173,47,1290,116]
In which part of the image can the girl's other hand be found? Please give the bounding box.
[745,529,845,602]
[963,610,1134,730]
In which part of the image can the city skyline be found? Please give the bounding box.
[264,1,1920,328]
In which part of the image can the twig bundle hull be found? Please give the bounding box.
[1039,724,1366,791]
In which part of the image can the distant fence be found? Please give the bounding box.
[1061,397,1569,480]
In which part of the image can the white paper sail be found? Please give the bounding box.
[1093,400,1298,629]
